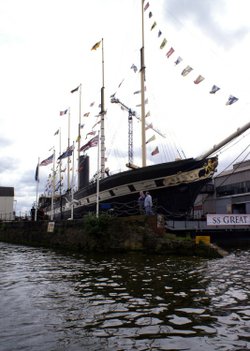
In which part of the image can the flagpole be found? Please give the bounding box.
[77,84,82,190]
[140,0,146,167]
[59,128,63,219]
[35,157,40,221]
[67,108,71,190]
[51,148,55,220]
[96,131,100,218]
[71,142,75,220]
[100,38,106,179]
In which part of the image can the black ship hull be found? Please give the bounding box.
[39,156,218,220]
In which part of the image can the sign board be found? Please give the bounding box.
[207,214,250,226]
[47,221,55,232]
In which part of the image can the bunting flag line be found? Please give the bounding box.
[151,146,159,156]
[209,85,220,94]
[146,134,156,144]
[54,129,59,136]
[151,21,157,31]
[226,95,239,105]
[174,56,183,65]
[35,164,39,182]
[91,40,101,51]
[40,154,53,166]
[145,123,153,131]
[194,75,205,84]
[160,38,167,49]
[71,85,80,94]
[145,2,240,107]
[166,47,175,58]
[80,135,99,152]
[59,109,68,116]
[131,64,138,73]
[144,2,150,11]
[181,66,193,77]
[57,145,74,160]
[83,112,90,117]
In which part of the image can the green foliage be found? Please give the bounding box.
[82,213,113,236]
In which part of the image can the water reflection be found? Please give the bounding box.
[0,243,249,351]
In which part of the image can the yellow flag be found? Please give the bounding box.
[91,40,101,50]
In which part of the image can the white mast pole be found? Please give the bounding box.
[77,84,82,189]
[100,38,106,179]
[96,130,100,218]
[67,108,71,190]
[71,142,75,220]
[35,157,40,221]
[140,0,146,167]
[51,148,55,220]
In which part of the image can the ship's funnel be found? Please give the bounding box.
[78,155,89,189]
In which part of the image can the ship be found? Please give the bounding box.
[36,1,249,221]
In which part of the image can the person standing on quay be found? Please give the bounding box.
[144,191,153,215]
[138,191,145,214]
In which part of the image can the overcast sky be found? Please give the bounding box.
[1,0,250,214]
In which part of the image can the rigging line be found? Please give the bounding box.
[197,145,250,208]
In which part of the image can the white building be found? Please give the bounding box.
[0,187,14,221]
[194,160,250,218]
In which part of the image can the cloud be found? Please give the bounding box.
[164,0,249,49]
[0,157,18,173]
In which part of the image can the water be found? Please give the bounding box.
[0,242,249,351]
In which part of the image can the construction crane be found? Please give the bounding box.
[111,96,166,169]
[111,97,137,169]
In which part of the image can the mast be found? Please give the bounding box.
[100,38,106,179]
[77,84,82,189]
[67,108,71,190]
[140,0,146,167]
[196,120,250,160]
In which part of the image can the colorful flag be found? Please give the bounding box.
[144,2,149,11]
[160,38,167,49]
[145,123,153,131]
[158,30,162,37]
[54,129,59,136]
[209,85,220,94]
[181,66,193,77]
[91,40,101,50]
[35,164,39,181]
[80,135,99,152]
[151,146,159,156]
[85,130,96,139]
[83,112,90,117]
[90,102,95,107]
[57,145,74,160]
[174,56,183,65]
[59,109,68,116]
[149,11,152,18]
[151,21,157,31]
[145,111,151,118]
[71,85,80,94]
[40,154,53,166]
[226,95,239,105]
[166,47,175,58]
[131,64,138,73]
[76,135,81,143]
[146,135,156,144]
[194,75,205,84]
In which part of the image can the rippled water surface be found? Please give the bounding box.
[0,242,250,351]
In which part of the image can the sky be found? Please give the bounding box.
[1,0,250,215]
